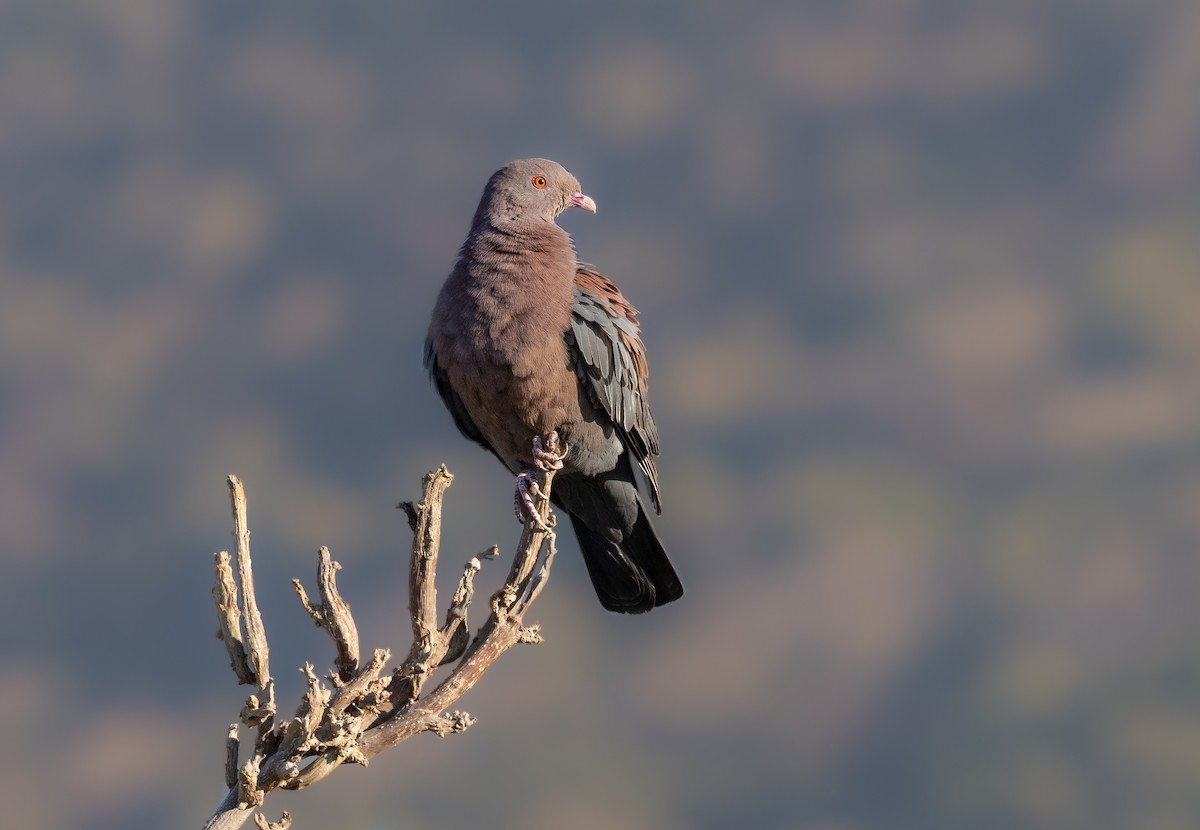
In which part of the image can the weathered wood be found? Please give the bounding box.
[227,476,274,727]
[204,446,560,830]
[292,546,360,680]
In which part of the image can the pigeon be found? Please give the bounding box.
[424,158,683,613]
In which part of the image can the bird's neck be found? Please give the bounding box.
[465,216,570,254]
[461,220,575,283]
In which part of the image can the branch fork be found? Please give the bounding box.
[205,444,560,830]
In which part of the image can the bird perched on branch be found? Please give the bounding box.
[424,158,683,613]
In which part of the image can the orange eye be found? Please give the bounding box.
[532,175,547,189]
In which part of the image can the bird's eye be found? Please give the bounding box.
[532,176,547,189]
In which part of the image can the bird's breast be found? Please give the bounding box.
[434,266,582,467]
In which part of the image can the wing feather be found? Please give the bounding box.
[568,266,662,511]
[423,337,495,454]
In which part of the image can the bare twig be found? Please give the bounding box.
[228,476,275,728]
[253,812,291,830]
[224,724,240,790]
[204,448,559,830]
[213,552,253,685]
[292,547,360,680]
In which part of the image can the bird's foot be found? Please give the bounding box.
[514,470,552,531]
[513,432,566,530]
[533,430,566,472]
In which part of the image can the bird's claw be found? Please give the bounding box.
[514,432,565,530]
[533,430,566,472]
[514,471,553,530]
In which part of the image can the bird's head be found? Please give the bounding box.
[477,158,596,226]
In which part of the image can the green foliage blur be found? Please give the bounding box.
[2,2,1199,829]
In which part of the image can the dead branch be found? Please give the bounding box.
[291,547,359,681]
[203,456,559,830]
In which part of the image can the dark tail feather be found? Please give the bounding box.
[567,506,683,614]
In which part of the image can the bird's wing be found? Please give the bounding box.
[567,265,662,512]
[423,337,497,455]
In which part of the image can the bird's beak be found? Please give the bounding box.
[569,192,597,213]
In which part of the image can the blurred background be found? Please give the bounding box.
[3,1,1200,828]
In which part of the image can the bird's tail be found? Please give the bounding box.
[566,500,683,614]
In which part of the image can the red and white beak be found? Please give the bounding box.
[569,192,597,213]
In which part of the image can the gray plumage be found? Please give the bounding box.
[424,158,682,613]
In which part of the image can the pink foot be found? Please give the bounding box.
[514,470,550,530]
[513,431,566,530]
[533,431,565,472]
